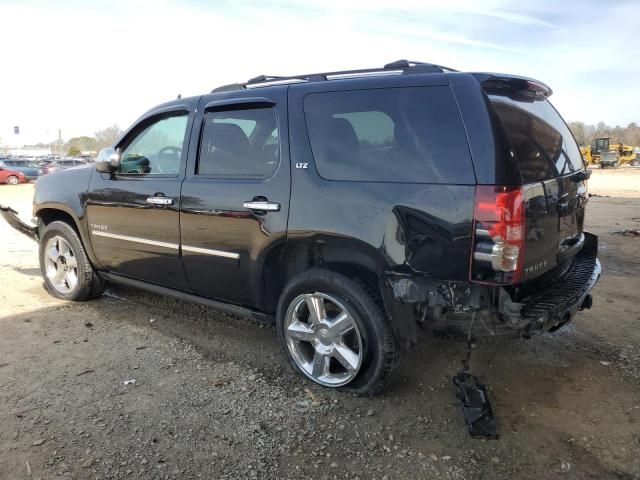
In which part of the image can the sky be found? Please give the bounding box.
[1,0,639,145]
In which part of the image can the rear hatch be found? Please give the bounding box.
[480,76,589,283]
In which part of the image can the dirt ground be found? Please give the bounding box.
[1,167,639,480]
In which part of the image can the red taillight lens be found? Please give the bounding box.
[472,185,525,284]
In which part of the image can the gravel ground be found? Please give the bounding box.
[1,167,639,480]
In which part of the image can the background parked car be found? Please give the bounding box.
[0,158,40,180]
[38,160,55,176]
[41,158,89,175]
[600,150,620,168]
[0,166,28,185]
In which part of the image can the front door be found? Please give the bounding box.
[86,105,195,290]
[180,88,290,309]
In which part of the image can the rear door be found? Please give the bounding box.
[180,88,290,309]
[488,95,587,281]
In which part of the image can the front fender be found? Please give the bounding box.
[32,166,101,268]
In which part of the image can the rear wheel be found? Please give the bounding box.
[6,175,19,185]
[39,221,104,301]
[277,269,400,395]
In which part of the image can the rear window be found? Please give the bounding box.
[489,96,584,182]
[303,87,474,184]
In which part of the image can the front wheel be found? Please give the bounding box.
[6,175,19,185]
[276,269,400,395]
[39,221,104,301]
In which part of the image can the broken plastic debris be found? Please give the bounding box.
[453,372,498,439]
[124,379,136,385]
[599,361,611,366]
[558,461,571,473]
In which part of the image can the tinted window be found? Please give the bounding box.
[197,106,279,178]
[489,96,584,182]
[303,87,474,184]
[119,113,188,175]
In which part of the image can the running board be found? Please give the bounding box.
[0,205,39,241]
[98,272,274,324]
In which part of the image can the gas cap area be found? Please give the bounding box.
[386,205,448,273]
[406,234,443,271]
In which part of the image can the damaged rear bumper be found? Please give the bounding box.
[501,232,601,336]
[0,205,39,241]
[381,232,601,345]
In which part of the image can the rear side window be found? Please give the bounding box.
[489,96,584,182]
[303,87,474,184]
[197,106,279,179]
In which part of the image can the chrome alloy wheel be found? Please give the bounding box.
[44,236,78,294]
[284,293,363,387]
[7,175,19,185]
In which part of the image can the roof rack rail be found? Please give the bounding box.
[384,59,458,72]
[211,83,246,93]
[210,59,459,93]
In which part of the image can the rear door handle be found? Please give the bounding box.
[243,201,280,212]
[146,196,174,206]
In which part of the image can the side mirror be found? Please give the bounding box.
[95,147,121,173]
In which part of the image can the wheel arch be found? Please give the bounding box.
[261,235,387,312]
[35,205,101,269]
[260,236,423,349]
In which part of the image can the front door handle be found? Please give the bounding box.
[146,196,174,206]
[243,200,280,212]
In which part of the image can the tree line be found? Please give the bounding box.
[568,121,640,148]
[18,125,124,156]
[65,125,123,156]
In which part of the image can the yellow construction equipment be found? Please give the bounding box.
[580,146,593,165]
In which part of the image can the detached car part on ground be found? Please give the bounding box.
[1,60,601,397]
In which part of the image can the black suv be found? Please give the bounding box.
[1,60,600,395]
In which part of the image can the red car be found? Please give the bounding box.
[0,167,28,185]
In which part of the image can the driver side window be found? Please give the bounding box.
[119,113,188,175]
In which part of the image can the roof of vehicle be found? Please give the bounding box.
[207,59,552,98]
[138,60,552,127]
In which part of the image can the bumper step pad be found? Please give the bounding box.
[514,232,600,327]
[453,372,498,439]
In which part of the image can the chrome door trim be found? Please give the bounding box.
[91,230,179,250]
[181,245,240,259]
[146,197,174,206]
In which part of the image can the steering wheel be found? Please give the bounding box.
[155,146,182,174]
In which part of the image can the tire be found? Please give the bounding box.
[39,221,104,301]
[276,268,401,395]
[7,175,19,185]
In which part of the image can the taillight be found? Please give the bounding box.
[471,185,525,284]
